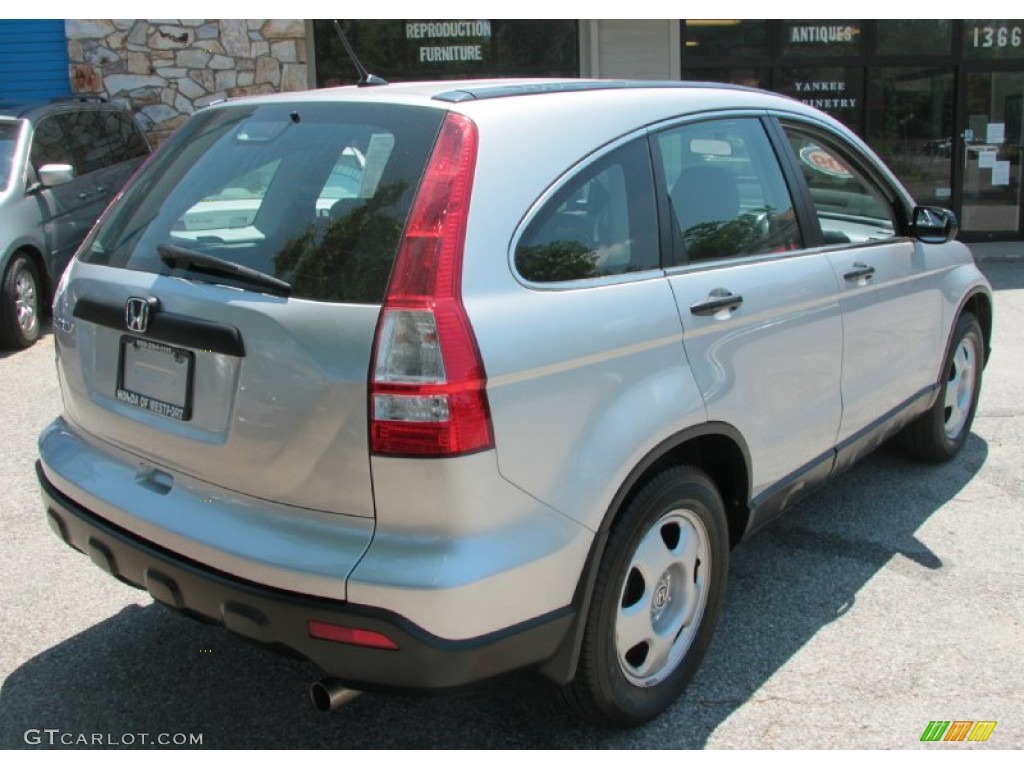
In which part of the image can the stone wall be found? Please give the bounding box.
[65,20,309,145]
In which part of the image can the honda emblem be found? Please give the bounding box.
[125,297,151,334]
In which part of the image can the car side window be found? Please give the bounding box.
[515,138,658,282]
[57,109,137,176]
[102,111,149,164]
[30,116,73,171]
[656,118,802,263]
[783,127,898,245]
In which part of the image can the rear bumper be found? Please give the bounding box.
[38,461,575,690]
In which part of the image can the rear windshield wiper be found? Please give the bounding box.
[158,244,292,298]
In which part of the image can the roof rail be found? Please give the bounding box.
[432,80,763,104]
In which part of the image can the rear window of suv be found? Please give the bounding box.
[79,102,444,304]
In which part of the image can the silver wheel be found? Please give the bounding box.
[616,508,711,687]
[943,334,978,440]
[14,263,39,339]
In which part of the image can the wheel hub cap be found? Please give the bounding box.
[616,508,711,687]
[943,336,977,439]
[14,267,38,336]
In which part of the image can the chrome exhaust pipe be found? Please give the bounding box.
[310,678,362,712]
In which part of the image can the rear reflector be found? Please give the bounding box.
[307,620,399,650]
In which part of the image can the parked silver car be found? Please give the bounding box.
[37,80,992,726]
[0,97,149,348]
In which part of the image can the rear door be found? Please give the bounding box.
[778,122,946,450]
[59,101,444,517]
[658,116,844,511]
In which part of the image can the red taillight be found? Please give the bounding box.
[307,620,399,650]
[369,113,493,457]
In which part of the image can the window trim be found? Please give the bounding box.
[28,114,73,173]
[772,114,915,247]
[649,112,809,268]
[509,129,666,291]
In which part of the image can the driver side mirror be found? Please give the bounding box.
[37,163,76,188]
[911,205,958,244]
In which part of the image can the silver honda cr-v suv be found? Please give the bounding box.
[37,79,992,726]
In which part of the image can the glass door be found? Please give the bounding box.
[960,70,1024,236]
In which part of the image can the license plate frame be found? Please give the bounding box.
[116,336,194,422]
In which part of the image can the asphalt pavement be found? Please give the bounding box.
[1,260,1021,749]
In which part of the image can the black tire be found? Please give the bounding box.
[898,312,984,462]
[563,466,729,727]
[0,253,42,349]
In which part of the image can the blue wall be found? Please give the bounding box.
[0,20,71,101]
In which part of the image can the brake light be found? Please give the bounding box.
[369,113,493,457]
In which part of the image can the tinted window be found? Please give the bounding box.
[0,123,19,190]
[30,116,73,170]
[876,20,952,57]
[58,110,120,175]
[784,127,898,244]
[315,20,579,85]
[103,111,149,163]
[80,103,443,304]
[656,119,802,262]
[515,139,658,282]
[683,20,767,60]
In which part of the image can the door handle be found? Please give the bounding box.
[95,186,106,194]
[844,263,876,281]
[690,289,743,316]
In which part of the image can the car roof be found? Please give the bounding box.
[207,78,820,133]
[0,96,122,121]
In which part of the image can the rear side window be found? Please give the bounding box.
[655,118,802,262]
[80,103,444,304]
[102,111,149,164]
[783,127,898,244]
[515,138,658,282]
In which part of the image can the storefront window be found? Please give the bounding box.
[876,21,952,57]
[683,20,767,60]
[314,20,578,86]
[683,67,768,89]
[777,67,864,133]
[783,20,861,58]
[867,67,955,207]
[961,71,1024,233]
[964,20,1024,59]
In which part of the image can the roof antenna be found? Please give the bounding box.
[332,20,388,87]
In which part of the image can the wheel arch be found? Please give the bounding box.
[958,288,993,369]
[599,423,752,548]
[539,422,752,685]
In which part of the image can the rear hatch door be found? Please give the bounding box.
[57,100,444,516]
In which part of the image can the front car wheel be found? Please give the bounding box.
[898,312,984,462]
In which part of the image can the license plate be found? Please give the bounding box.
[117,336,194,421]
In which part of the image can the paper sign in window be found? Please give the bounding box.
[978,150,997,169]
[992,160,1010,186]
[986,123,1005,144]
